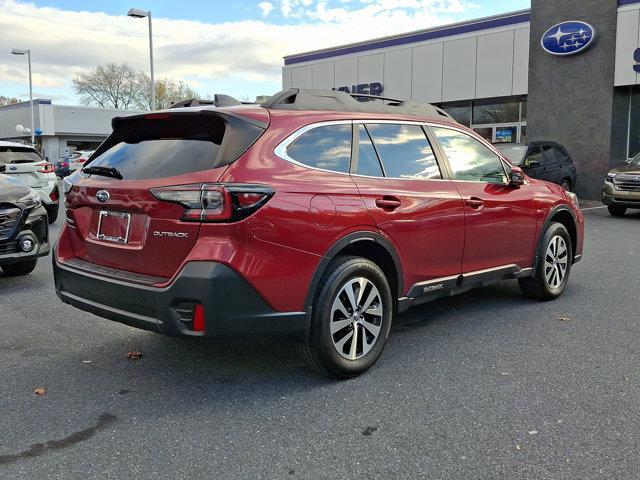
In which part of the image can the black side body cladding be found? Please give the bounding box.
[304,232,404,311]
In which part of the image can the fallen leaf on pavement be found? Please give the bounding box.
[557,317,570,322]
[126,351,142,360]
[34,388,46,396]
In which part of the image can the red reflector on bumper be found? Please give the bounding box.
[192,304,205,332]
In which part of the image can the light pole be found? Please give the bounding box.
[10,48,35,145]
[127,8,155,110]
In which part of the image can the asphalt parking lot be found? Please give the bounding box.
[1,206,639,479]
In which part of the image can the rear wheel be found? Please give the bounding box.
[298,256,393,379]
[608,205,627,217]
[519,222,572,301]
[2,259,38,277]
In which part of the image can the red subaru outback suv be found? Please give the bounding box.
[54,89,584,378]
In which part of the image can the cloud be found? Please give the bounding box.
[0,0,478,101]
[259,1,274,16]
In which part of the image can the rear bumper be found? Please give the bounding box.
[53,255,311,340]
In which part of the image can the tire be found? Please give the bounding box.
[2,259,38,277]
[608,205,627,217]
[519,222,572,301]
[560,178,572,191]
[47,209,58,224]
[298,255,393,379]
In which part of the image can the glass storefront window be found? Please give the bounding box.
[628,87,640,158]
[473,127,493,142]
[520,98,527,121]
[495,126,518,143]
[473,97,520,124]
[520,125,527,144]
[438,101,472,126]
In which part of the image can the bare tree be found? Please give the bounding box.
[137,76,200,110]
[0,95,21,107]
[72,63,200,110]
[72,63,145,109]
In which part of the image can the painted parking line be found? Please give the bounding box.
[581,206,608,211]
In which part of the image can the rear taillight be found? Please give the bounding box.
[49,185,59,202]
[36,162,55,174]
[149,183,273,222]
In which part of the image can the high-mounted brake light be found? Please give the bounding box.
[36,162,55,174]
[149,183,274,223]
[145,113,171,120]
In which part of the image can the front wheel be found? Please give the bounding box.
[1,259,38,277]
[298,256,393,379]
[608,205,627,217]
[519,222,572,301]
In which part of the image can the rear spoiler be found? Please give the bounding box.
[169,94,243,109]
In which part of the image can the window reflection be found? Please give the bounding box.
[433,127,507,184]
[357,125,384,177]
[286,124,352,173]
[366,124,441,180]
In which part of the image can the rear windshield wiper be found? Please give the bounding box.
[82,165,123,180]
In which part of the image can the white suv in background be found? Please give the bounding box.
[0,141,59,224]
[69,150,95,172]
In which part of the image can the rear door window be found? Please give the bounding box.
[285,124,352,173]
[365,123,441,180]
[86,113,264,180]
[355,125,384,177]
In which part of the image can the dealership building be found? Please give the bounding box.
[283,0,640,198]
[0,100,144,160]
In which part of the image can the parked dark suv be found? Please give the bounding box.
[53,89,584,378]
[495,142,577,191]
[0,166,50,276]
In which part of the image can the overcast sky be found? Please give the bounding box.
[1,0,530,105]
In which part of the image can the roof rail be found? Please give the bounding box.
[169,94,243,109]
[260,89,454,121]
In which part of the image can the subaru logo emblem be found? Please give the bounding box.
[96,190,110,203]
[541,21,596,56]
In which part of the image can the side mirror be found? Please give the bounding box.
[0,163,6,173]
[509,166,526,187]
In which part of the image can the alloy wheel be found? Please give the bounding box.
[544,235,568,289]
[330,277,383,360]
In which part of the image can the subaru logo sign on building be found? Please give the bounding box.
[541,21,596,56]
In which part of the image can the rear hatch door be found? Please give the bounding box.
[65,109,267,279]
[0,146,47,188]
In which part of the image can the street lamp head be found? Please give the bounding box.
[127,8,149,18]
[11,48,28,55]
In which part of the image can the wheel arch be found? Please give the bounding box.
[536,205,578,266]
[304,232,404,310]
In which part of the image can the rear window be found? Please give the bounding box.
[0,146,42,164]
[86,113,264,180]
[285,124,352,173]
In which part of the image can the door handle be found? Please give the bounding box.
[375,197,402,210]
[464,197,484,209]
